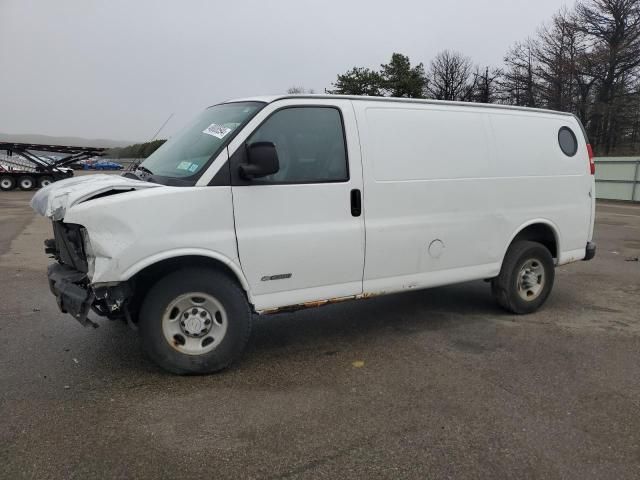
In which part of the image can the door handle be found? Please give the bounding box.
[350,189,362,217]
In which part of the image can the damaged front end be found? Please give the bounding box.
[45,221,132,327]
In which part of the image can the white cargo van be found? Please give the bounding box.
[32,95,596,374]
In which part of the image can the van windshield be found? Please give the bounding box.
[139,102,264,178]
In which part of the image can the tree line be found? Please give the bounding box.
[107,139,166,158]
[323,0,640,155]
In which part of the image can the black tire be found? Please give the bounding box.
[139,268,252,374]
[38,176,54,188]
[0,175,16,191]
[17,175,36,191]
[491,240,555,314]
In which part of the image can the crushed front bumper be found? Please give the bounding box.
[47,263,95,326]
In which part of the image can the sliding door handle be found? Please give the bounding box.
[350,189,362,217]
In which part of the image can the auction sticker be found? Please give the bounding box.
[202,123,232,139]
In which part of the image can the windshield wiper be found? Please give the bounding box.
[136,165,154,175]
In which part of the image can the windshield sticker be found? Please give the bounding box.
[176,161,193,170]
[202,123,232,139]
[188,163,199,172]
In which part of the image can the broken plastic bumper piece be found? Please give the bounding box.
[47,263,95,326]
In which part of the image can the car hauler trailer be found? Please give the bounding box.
[0,142,106,191]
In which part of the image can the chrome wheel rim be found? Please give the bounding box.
[161,292,228,355]
[20,178,33,189]
[40,179,52,187]
[517,258,545,301]
[0,178,12,189]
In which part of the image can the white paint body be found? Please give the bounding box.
[31,96,595,312]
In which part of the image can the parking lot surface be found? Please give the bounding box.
[1,189,639,479]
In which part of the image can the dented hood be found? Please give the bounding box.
[31,174,162,220]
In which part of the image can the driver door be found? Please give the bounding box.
[229,100,365,311]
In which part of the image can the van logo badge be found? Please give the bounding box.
[261,273,292,282]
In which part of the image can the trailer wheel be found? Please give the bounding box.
[0,175,16,191]
[38,176,54,188]
[17,176,36,191]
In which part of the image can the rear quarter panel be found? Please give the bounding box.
[487,111,592,263]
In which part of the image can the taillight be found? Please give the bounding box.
[587,144,595,175]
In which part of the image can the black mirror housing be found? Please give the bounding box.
[240,142,279,179]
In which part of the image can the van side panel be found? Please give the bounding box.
[354,101,592,296]
[355,102,503,293]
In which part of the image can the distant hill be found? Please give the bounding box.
[0,132,135,149]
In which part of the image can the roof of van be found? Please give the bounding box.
[224,94,575,117]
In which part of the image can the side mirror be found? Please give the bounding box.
[239,142,279,179]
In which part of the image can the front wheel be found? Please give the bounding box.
[139,268,252,374]
[492,240,555,314]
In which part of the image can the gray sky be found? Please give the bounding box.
[1,0,572,143]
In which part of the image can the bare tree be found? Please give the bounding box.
[471,66,502,103]
[499,40,539,107]
[534,8,584,112]
[576,0,640,153]
[426,50,476,101]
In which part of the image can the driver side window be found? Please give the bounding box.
[247,107,348,183]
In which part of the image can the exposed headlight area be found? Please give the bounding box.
[80,227,95,280]
[49,221,89,274]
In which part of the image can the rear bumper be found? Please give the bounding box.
[47,263,94,326]
[584,241,596,261]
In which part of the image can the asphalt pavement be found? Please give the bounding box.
[1,189,639,479]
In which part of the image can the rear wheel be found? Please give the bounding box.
[17,175,36,190]
[139,268,252,374]
[38,176,54,188]
[0,175,16,191]
[492,240,555,314]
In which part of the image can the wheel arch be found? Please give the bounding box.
[502,220,561,265]
[123,250,253,311]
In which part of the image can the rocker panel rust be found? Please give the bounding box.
[259,291,383,314]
